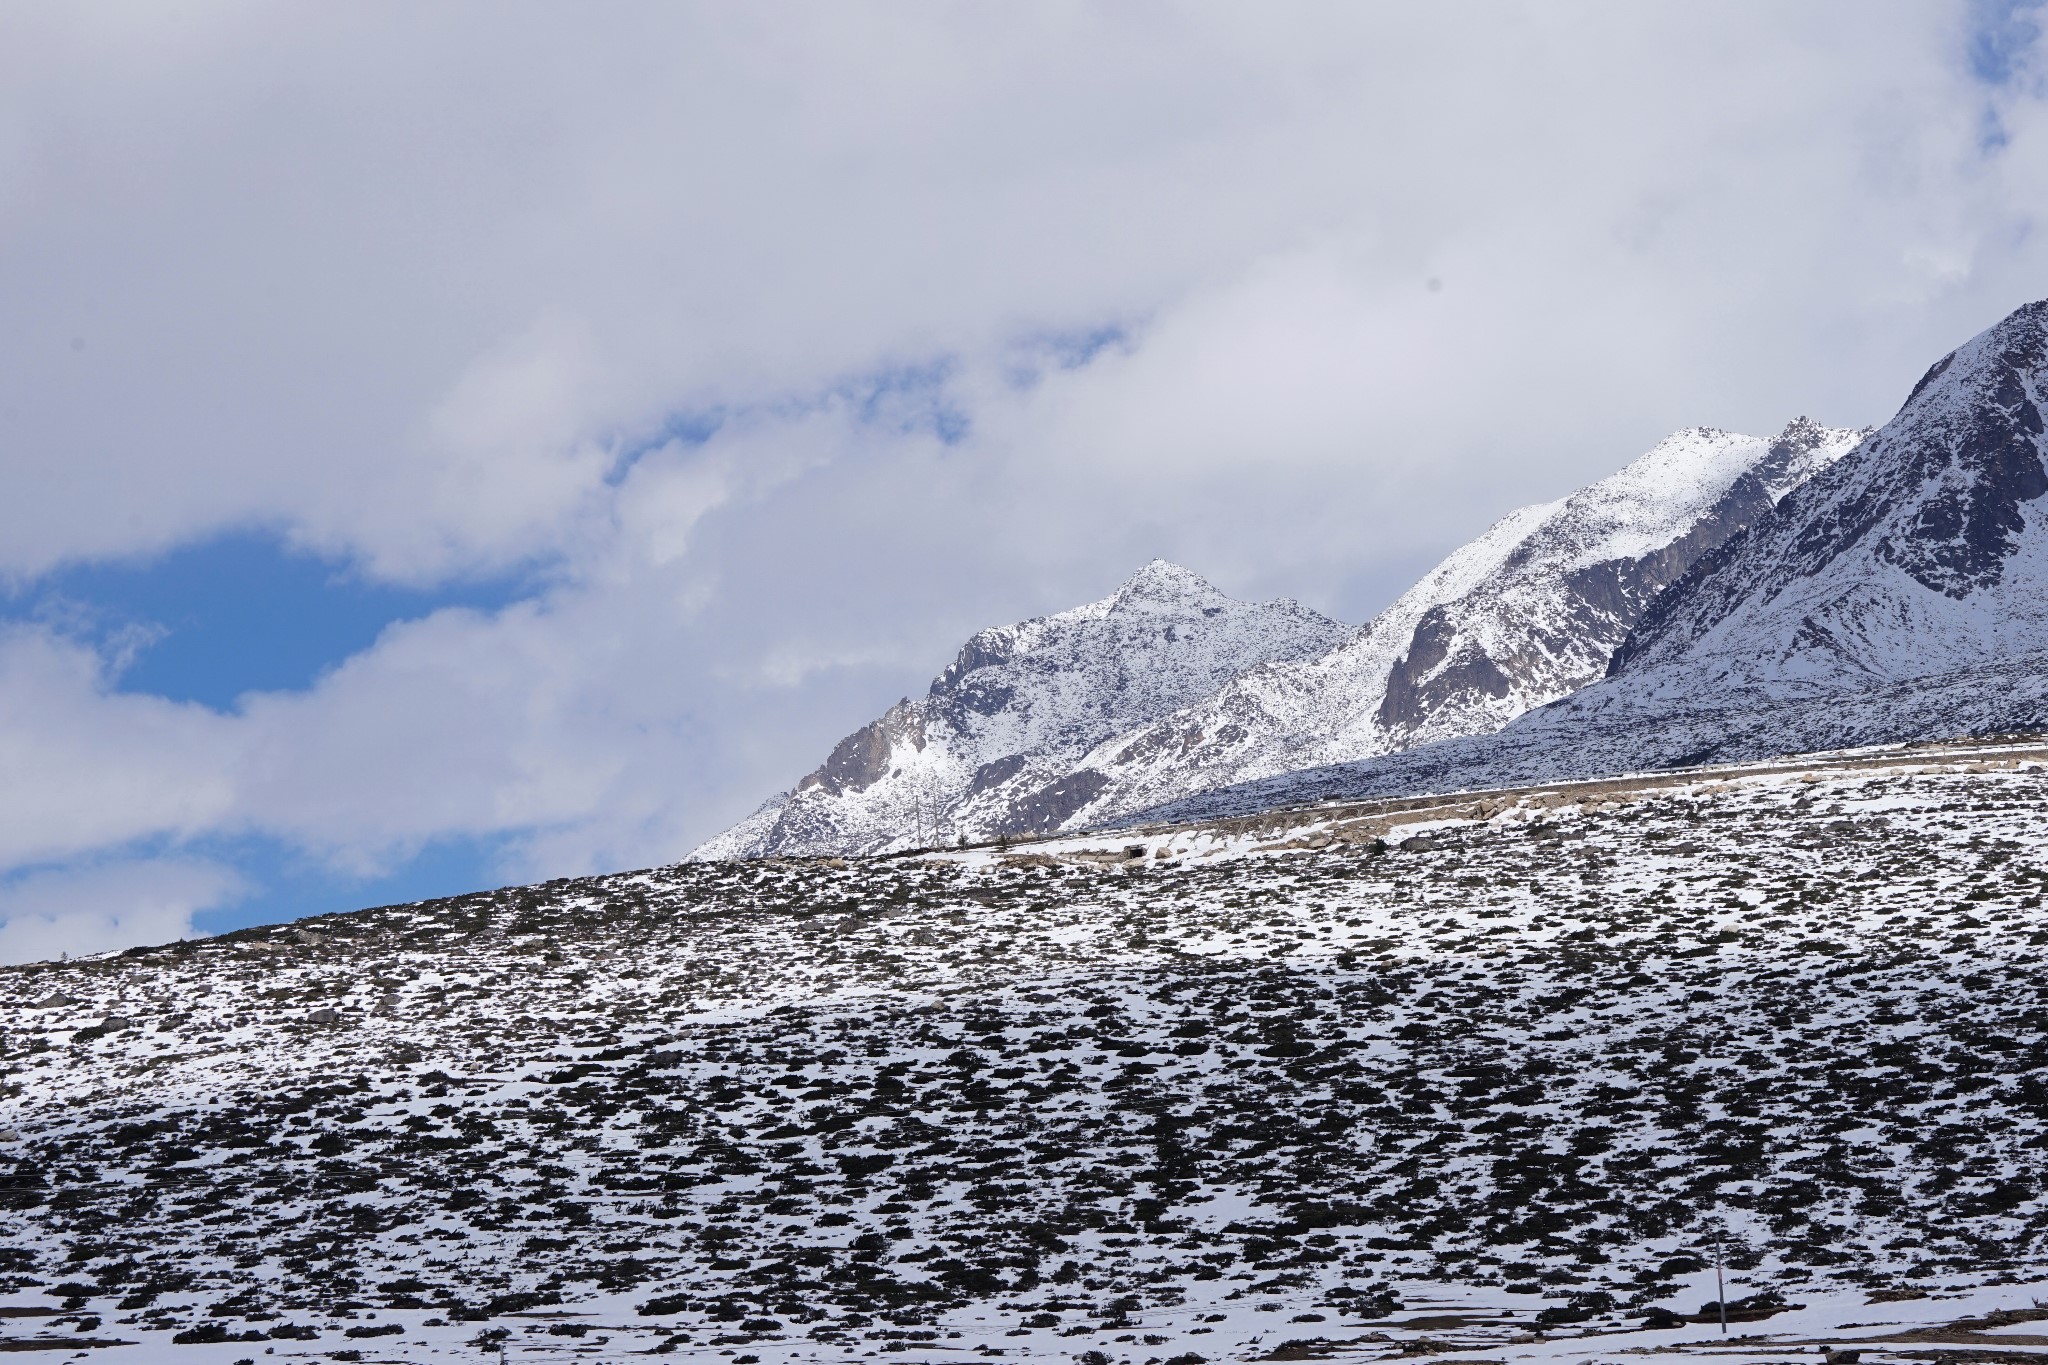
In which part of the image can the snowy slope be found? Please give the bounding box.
[1016,418,1863,830]
[693,561,1348,857]
[1134,300,2048,823]
[11,747,2048,1362]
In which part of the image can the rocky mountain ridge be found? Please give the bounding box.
[1126,298,2048,825]
[1033,417,1864,828]
[692,561,1348,858]
[700,418,1864,858]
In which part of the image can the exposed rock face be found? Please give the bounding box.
[691,561,1348,857]
[802,702,927,798]
[1128,299,2048,824]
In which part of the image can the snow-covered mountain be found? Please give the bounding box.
[1032,418,1864,825]
[699,417,1862,857]
[693,561,1348,857]
[1612,300,2048,687]
[1131,299,2048,824]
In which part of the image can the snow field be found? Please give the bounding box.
[5,751,2048,1364]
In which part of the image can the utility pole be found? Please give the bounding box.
[1713,1223,1727,1335]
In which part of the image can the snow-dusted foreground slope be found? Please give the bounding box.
[694,561,1347,858]
[8,745,2048,1363]
[703,419,1861,859]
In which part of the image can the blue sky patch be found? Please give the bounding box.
[848,359,972,445]
[604,408,727,486]
[187,829,522,937]
[1969,0,2045,87]
[10,529,534,711]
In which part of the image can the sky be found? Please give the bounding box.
[2,1,2047,963]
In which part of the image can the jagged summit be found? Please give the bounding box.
[1753,415,1861,498]
[1108,557,1219,606]
[691,563,1347,858]
[941,561,1230,664]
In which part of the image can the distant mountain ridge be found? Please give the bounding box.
[1124,298,2048,826]
[1030,417,1864,827]
[698,415,1864,858]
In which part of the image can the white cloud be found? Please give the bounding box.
[340,318,620,582]
[0,2,2023,585]
[0,857,243,966]
[0,627,238,868]
[3,3,2048,959]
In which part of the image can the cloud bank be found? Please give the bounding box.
[3,2,2047,956]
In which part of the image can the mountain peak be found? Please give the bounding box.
[1747,415,1869,503]
[694,559,1347,856]
[1110,558,1220,606]
[1609,298,2048,683]
[1898,297,2048,420]
[1772,414,1835,451]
